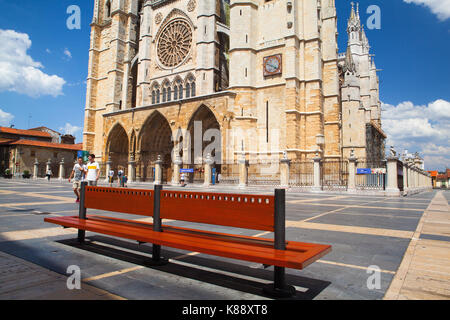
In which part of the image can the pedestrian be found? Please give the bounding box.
[108,168,115,187]
[68,157,86,203]
[123,175,128,188]
[118,169,124,187]
[180,172,186,187]
[86,154,100,186]
[217,173,222,184]
[46,168,52,181]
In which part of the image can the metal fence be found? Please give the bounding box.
[219,163,239,185]
[290,161,314,187]
[248,161,281,186]
[321,160,348,191]
[356,159,386,190]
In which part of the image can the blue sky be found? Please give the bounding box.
[0,0,449,170]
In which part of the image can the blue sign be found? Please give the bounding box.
[212,168,216,185]
[180,168,194,173]
[357,168,372,175]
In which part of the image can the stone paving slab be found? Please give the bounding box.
[384,191,450,300]
[0,251,123,300]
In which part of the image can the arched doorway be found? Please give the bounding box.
[139,112,174,182]
[106,124,129,176]
[186,105,221,183]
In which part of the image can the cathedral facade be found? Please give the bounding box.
[83,0,385,181]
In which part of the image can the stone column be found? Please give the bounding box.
[402,162,409,196]
[58,158,65,180]
[33,158,39,179]
[203,154,214,187]
[348,156,357,193]
[105,160,112,183]
[414,168,419,190]
[128,154,136,182]
[172,155,182,186]
[313,154,322,192]
[154,155,163,185]
[280,158,291,189]
[238,156,249,189]
[386,157,400,196]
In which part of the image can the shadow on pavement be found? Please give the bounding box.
[58,235,331,300]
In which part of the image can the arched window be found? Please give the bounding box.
[191,81,196,97]
[156,89,160,103]
[174,86,178,100]
[162,88,167,103]
[152,91,156,104]
[186,83,191,98]
[179,84,183,99]
[167,87,172,102]
[185,75,196,99]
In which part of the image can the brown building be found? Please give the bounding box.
[0,127,82,178]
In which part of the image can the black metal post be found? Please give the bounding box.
[145,184,168,266]
[152,184,162,261]
[263,188,295,298]
[77,181,87,243]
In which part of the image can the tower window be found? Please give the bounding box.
[156,89,160,103]
[105,0,111,18]
[179,85,183,99]
[168,87,172,102]
[152,91,156,104]
[174,86,178,100]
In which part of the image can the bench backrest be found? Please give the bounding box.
[160,190,275,231]
[82,186,275,232]
[84,186,154,217]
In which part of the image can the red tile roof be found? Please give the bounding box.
[7,140,82,151]
[0,127,52,138]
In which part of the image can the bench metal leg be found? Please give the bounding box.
[144,185,168,266]
[77,230,86,244]
[263,189,296,298]
[143,244,169,266]
[78,182,88,244]
[263,266,296,298]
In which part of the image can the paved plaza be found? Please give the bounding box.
[0,178,448,300]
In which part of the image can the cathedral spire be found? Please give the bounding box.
[348,2,361,34]
[343,46,356,74]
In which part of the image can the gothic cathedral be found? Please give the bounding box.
[83,0,385,181]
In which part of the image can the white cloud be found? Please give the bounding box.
[404,0,450,21]
[63,48,72,60]
[0,29,65,98]
[0,108,14,127]
[59,123,81,136]
[46,48,51,54]
[382,99,450,171]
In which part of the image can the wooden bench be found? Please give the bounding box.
[45,182,331,297]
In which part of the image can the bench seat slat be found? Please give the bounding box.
[85,215,328,255]
[45,216,331,270]
[54,216,306,261]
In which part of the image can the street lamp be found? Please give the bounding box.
[316,134,325,157]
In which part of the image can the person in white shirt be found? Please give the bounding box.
[118,169,124,187]
[86,154,100,186]
[68,157,86,202]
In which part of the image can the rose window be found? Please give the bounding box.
[157,19,193,68]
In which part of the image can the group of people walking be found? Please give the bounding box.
[68,154,100,203]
